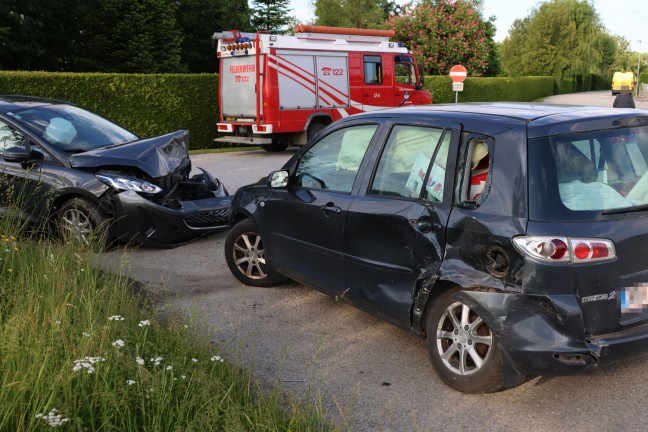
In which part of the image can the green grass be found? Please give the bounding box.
[0,219,337,430]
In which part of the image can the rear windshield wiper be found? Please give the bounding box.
[603,203,648,215]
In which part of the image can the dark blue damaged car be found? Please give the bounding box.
[225,102,648,393]
[0,96,230,248]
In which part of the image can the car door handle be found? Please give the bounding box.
[321,204,341,215]
[413,220,442,233]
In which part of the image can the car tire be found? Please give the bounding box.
[306,121,327,142]
[225,219,279,287]
[263,140,289,152]
[57,197,113,249]
[425,286,503,393]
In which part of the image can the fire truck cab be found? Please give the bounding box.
[213,25,432,151]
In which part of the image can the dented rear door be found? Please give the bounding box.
[343,123,458,325]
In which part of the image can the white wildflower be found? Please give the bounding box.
[184,324,188,329]
[55,320,61,326]
[72,356,106,374]
[36,408,69,428]
[210,355,224,363]
[181,375,186,380]
[150,356,163,366]
[136,356,145,366]
[112,339,125,348]
[82,332,91,337]
[108,315,124,321]
[138,319,151,327]
[126,379,136,386]
[166,365,172,371]
[191,358,198,363]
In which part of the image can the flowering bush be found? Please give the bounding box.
[387,0,494,76]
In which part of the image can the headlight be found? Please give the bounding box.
[96,173,163,194]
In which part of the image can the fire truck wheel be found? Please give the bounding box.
[263,141,288,152]
[307,121,327,141]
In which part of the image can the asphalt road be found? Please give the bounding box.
[101,92,648,432]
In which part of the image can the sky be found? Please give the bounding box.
[286,0,648,51]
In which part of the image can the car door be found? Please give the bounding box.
[263,123,380,295]
[343,123,458,326]
[0,120,44,221]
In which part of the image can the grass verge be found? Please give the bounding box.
[0,220,335,430]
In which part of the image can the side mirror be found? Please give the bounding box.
[268,170,289,188]
[3,146,32,163]
[416,64,425,90]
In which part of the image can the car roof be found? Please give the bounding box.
[351,102,648,138]
[0,95,70,113]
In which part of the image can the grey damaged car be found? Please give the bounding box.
[0,96,230,247]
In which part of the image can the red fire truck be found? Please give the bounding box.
[213,25,432,152]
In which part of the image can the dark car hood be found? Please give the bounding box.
[68,130,189,178]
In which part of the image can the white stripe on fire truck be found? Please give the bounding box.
[268,59,344,109]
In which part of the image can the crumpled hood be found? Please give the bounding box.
[69,130,190,178]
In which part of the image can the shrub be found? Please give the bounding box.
[0,72,219,149]
[425,75,554,104]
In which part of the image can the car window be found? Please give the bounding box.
[295,124,377,193]
[363,55,383,85]
[6,105,138,152]
[0,121,27,151]
[529,126,648,220]
[456,135,492,208]
[370,125,449,200]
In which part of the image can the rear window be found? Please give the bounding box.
[529,126,648,221]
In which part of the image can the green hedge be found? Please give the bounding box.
[424,76,554,104]
[0,72,219,148]
[640,72,648,84]
[0,71,618,150]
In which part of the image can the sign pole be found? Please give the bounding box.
[449,65,467,103]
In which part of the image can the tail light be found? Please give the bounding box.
[513,236,616,264]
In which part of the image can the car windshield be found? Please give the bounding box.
[6,104,138,152]
[529,126,648,220]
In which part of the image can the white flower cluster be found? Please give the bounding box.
[36,408,69,428]
[72,356,106,374]
[108,315,124,321]
[191,358,198,363]
[82,332,91,337]
[136,356,145,365]
[126,379,136,386]
[151,356,163,366]
[112,339,125,348]
[210,355,224,363]
[166,365,173,371]
[138,320,151,327]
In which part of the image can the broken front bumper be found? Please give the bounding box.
[110,190,231,248]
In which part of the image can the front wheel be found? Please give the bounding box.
[225,219,281,287]
[57,197,113,249]
[425,287,503,393]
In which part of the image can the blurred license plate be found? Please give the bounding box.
[621,283,648,313]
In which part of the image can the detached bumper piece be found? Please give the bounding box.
[112,190,231,248]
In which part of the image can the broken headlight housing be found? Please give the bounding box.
[96,173,163,194]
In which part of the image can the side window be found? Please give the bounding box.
[370,125,449,201]
[364,55,383,85]
[0,121,27,151]
[457,135,492,207]
[295,124,377,193]
[394,62,415,85]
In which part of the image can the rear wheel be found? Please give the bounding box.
[306,121,327,142]
[425,286,503,393]
[57,198,113,249]
[225,219,280,287]
[263,140,289,152]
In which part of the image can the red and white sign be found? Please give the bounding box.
[449,65,467,83]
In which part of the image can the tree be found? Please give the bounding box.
[84,0,185,73]
[0,0,94,71]
[500,0,608,80]
[176,0,251,73]
[387,0,496,76]
[313,0,396,29]
[250,0,292,33]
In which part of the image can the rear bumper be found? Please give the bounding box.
[111,190,231,248]
[454,291,648,380]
